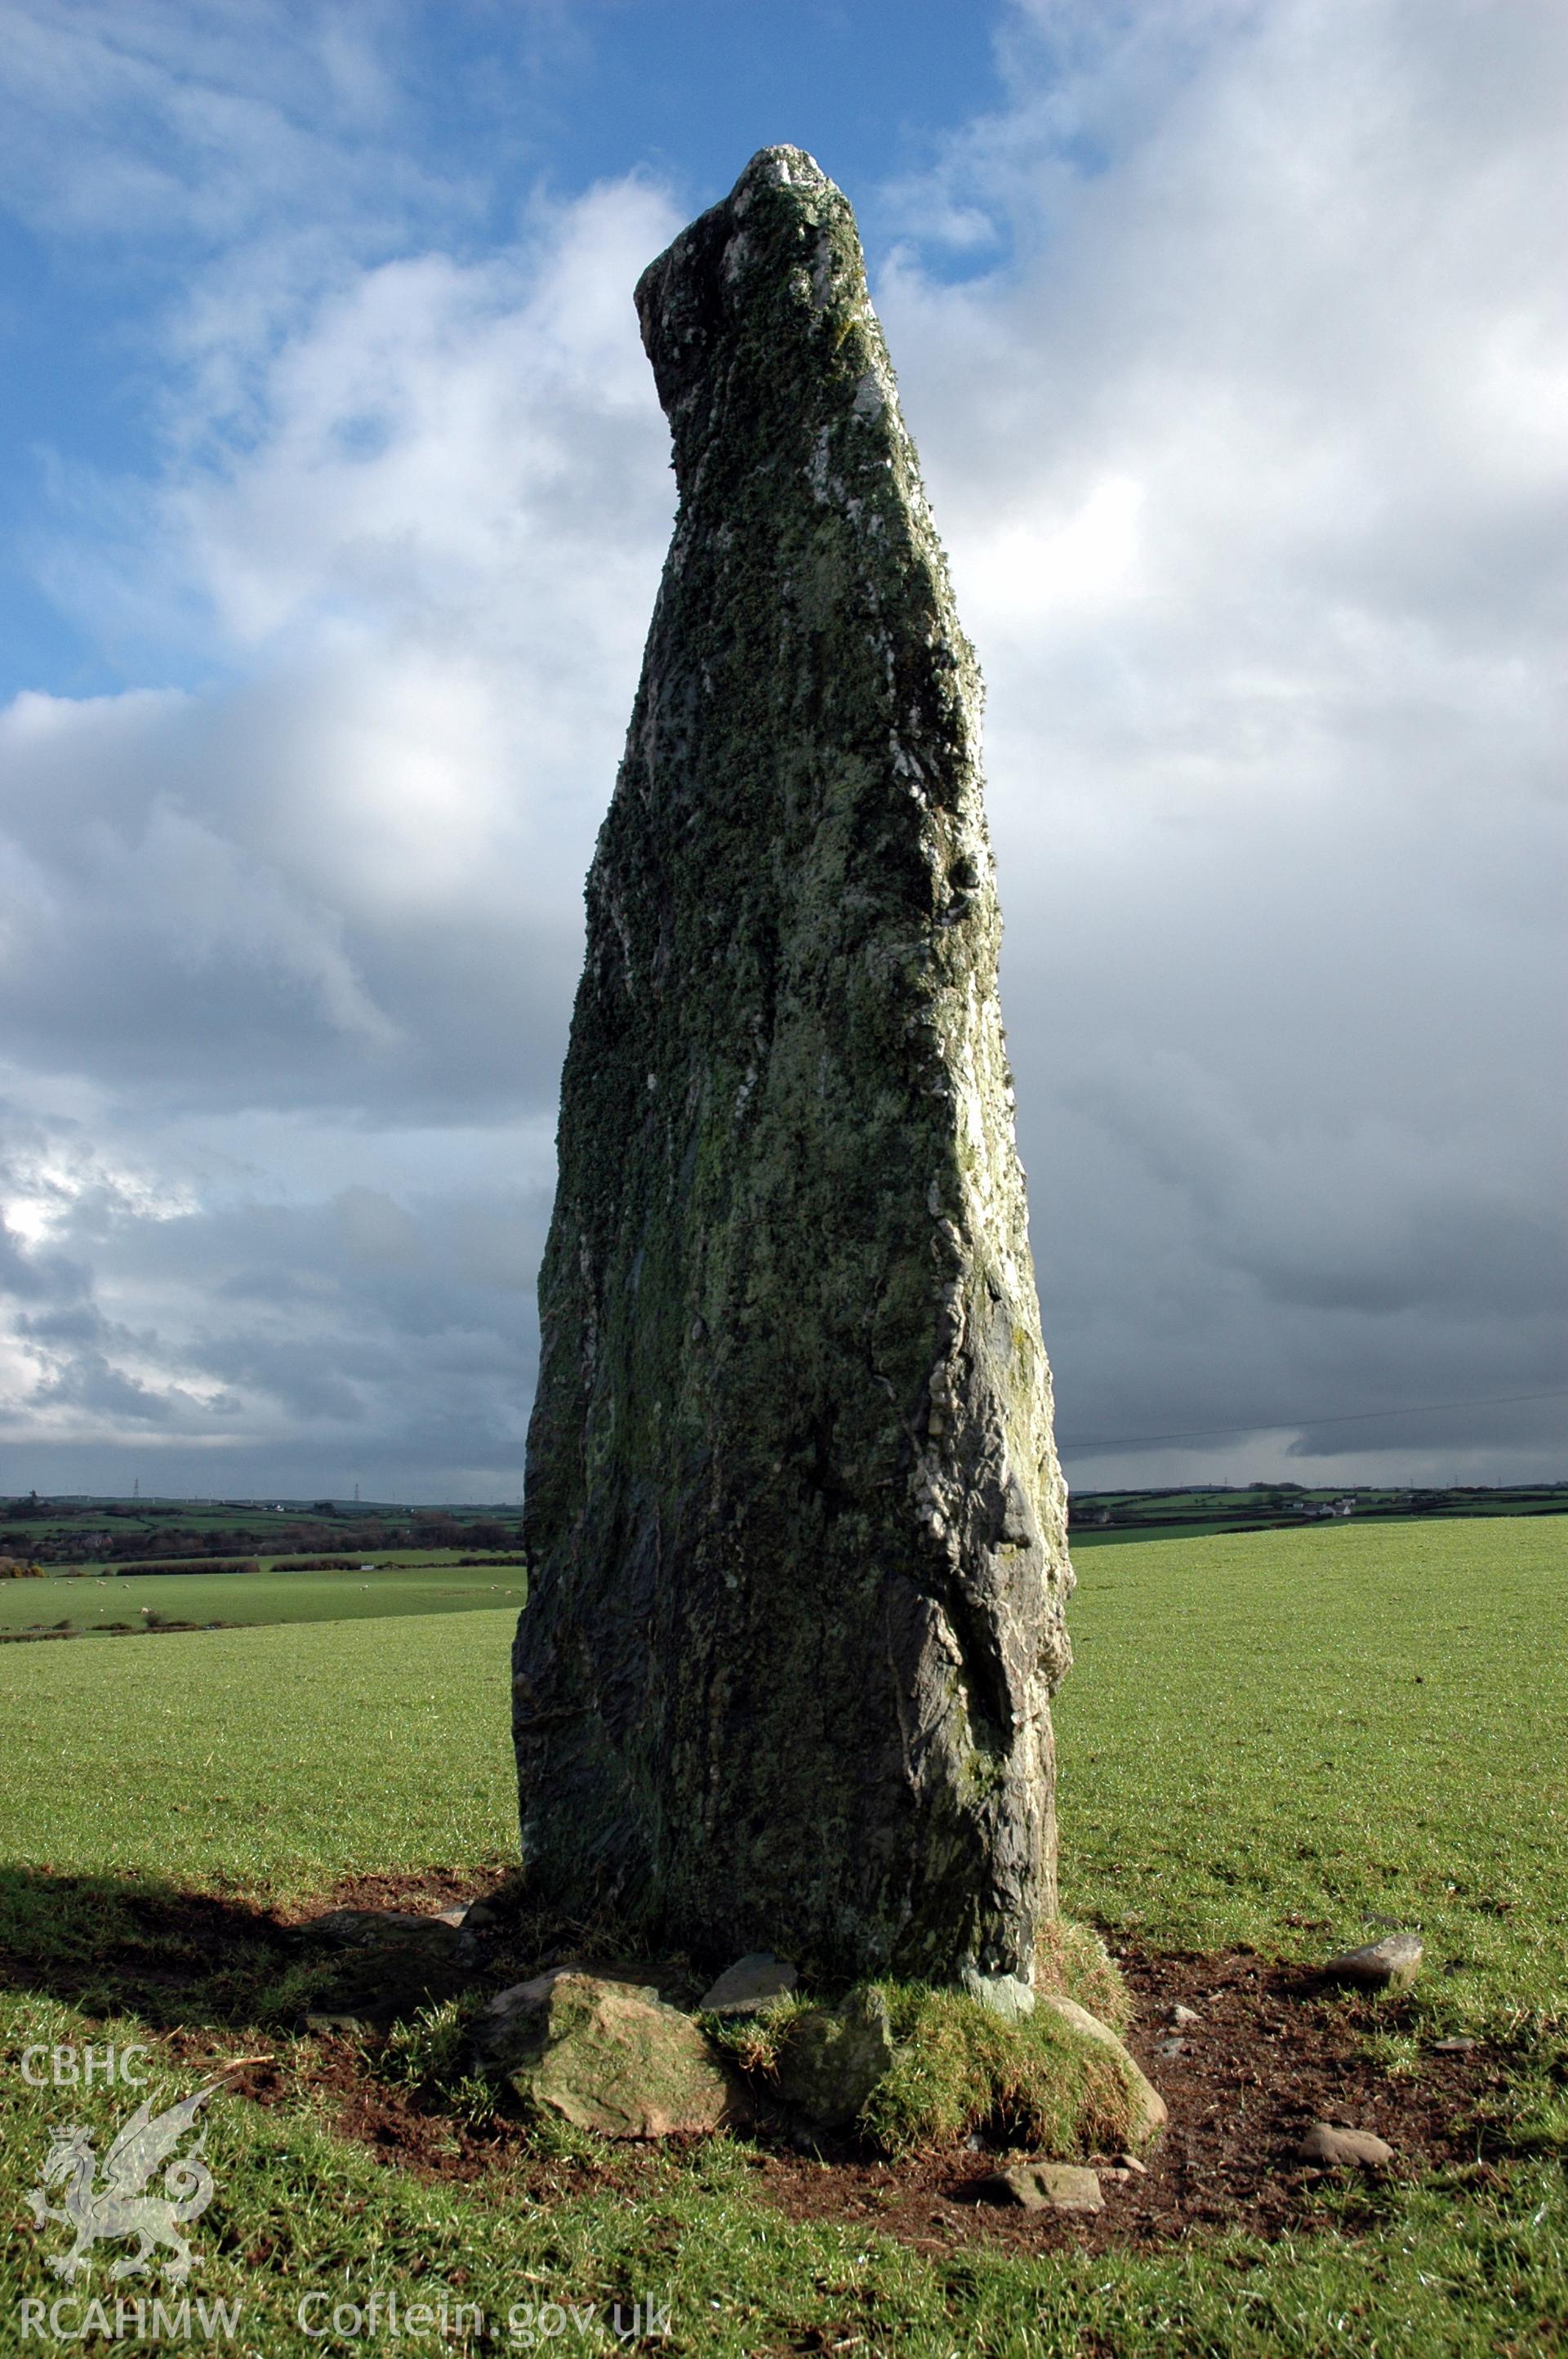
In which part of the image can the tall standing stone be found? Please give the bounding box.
[514,146,1073,1996]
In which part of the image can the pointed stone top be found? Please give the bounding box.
[634,146,875,470]
[727,145,835,198]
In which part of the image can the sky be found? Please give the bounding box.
[0,0,1563,1503]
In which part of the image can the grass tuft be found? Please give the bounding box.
[702,1990,813,2077]
[1356,2027,1424,2079]
[858,1983,1139,2158]
[379,1993,499,2123]
[381,1992,480,2085]
[1035,1915,1133,2030]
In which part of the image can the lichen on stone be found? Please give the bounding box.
[514,145,1074,1989]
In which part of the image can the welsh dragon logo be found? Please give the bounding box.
[25,2078,223,2285]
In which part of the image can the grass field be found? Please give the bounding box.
[0,1608,519,1888]
[1058,1514,1568,2025]
[0,1560,528,1639]
[2,1518,1565,2354]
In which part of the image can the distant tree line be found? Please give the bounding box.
[1066,1483,1565,1535]
[0,1503,523,1566]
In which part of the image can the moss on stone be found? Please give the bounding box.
[489,1973,745,2139]
[515,145,1074,1987]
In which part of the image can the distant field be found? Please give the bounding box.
[0,1606,520,1888]
[1070,1486,1568,1546]
[0,1558,528,1638]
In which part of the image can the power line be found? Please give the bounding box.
[1058,1386,1568,1456]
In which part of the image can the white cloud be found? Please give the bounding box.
[0,158,679,1118]
[0,0,448,247]
[0,69,680,1490]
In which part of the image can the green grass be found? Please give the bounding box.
[0,1560,528,1639]
[858,1983,1143,2158]
[1,1519,1565,2354]
[1058,1515,1568,2028]
[0,1609,520,1889]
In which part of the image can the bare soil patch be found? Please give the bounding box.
[746,1947,1505,2253]
[7,1866,1508,2251]
[279,1887,1508,2250]
[272,1865,511,1923]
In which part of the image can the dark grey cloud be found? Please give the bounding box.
[870,0,1568,1485]
[0,1157,550,1496]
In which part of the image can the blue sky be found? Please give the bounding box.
[1,0,1564,1499]
[0,0,1009,702]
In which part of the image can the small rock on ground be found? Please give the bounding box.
[960,1967,1038,2022]
[1321,1932,1423,1992]
[1295,2122,1393,2168]
[304,1908,470,2017]
[1168,2003,1200,2027]
[776,1988,896,2126]
[697,1951,798,2015]
[1035,1994,1168,2145]
[310,1908,466,1951]
[482,1964,660,2022]
[978,2163,1103,2213]
[476,1972,746,2138]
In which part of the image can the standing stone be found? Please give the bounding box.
[514,145,1073,1990]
